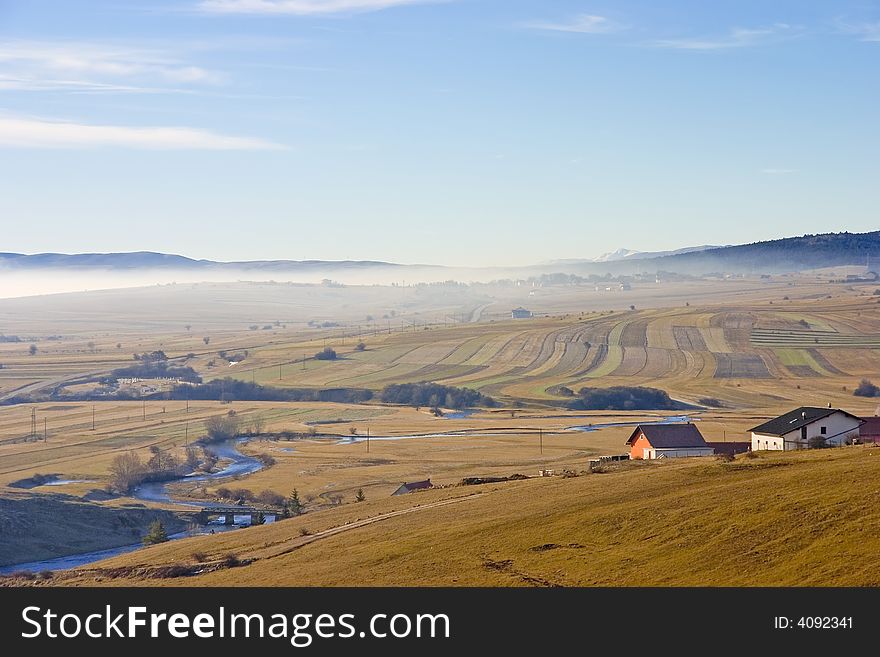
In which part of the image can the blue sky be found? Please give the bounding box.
[0,0,878,266]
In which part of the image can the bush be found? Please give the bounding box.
[191,552,208,563]
[355,342,366,351]
[222,553,241,568]
[854,379,880,397]
[314,347,337,360]
[299,527,311,537]
[256,489,285,507]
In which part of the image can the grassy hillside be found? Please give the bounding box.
[32,446,880,587]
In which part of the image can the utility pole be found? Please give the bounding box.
[185,421,189,444]
[143,397,146,421]
[92,405,95,431]
[44,417,47,441]
[30,407,37,441]
[279,363,282,380]
[539,427,543,455]
[366,426,370,453]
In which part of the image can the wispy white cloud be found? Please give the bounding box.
[0,116,285,150]
[761,168,797,175]
[835,20,880,42]
[198,0,441,15]
[650,24,801,50]
[524,14,625,35]
[0,41,222,94]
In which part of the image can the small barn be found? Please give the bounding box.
[860,417,880,445]
[391,479,434,496]
[749,407,863,451]
[626,423,713,460]
[511,307,532,319]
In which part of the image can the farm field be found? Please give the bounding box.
[32,446,880,587]
[3,274,880,581]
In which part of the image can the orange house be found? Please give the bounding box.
[626,423,713,460]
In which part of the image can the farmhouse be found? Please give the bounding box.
[511,307,532,319]
[391,479,434,496]
[626,423,713,460]
[749,406,864,451]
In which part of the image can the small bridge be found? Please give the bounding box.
[196,505,280,526]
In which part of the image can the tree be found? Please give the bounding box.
[349,426,357,436]
[250,415,266,435]
[143,520,169,545]
[287,488,303,516]
[355,341,366,351]
[204,414,240,441]
[355,488,366,503]
[184,446,200,470]
[808,435,829,449]
[185,325,192,332]
[28,344,37,356]
[147,446,180,475]
[203,336,210,345]
[109,452,145,493]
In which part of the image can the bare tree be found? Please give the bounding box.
[28,344,37,356]
[109,452,145,493]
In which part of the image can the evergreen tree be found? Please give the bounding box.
[287,488,303,516]
[143,520,169,545]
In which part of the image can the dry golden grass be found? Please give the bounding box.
[41,446,880,587]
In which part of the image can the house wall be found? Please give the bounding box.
[628,433,652,459]
[751,412,862,451]
[645,447,715,459]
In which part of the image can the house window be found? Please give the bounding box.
[820,426,827,435]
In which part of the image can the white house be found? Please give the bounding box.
[749,407,864,451]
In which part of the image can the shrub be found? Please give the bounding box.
[355,341,366,351]
[191,551,208,563]
[222,553,241,568]
[299,527,311,537]
[314,347,337,360]
[256,489,285,507]
[854,379,880,397]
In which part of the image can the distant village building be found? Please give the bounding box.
[626,423,713,460]
[749,407,863,451]
[511,307,532,319]
[391,479,434,496]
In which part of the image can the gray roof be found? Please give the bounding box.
[749,407,863,437]
[625,423,708,449]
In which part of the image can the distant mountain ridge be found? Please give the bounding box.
[0,251,406,271]
[2,231,879,278]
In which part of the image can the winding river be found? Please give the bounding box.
[0,438,266,575]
